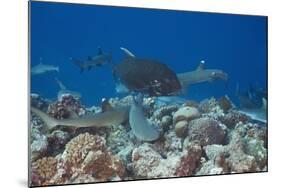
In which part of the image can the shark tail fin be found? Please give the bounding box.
[31,107,58,130]
[262,98,267,110]
[70,58,84,73]
[180,83,189,96]
[55,78,66,90]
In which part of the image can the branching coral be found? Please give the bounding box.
[31,157,58,186]
[60,133,125,182]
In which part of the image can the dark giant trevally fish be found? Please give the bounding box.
[113,47,181,96]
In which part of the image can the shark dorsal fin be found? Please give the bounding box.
[196,60,205,71]
[39,57,43,65]
[97,47,103,55]
[120,47,136,58]
[262,98,267,110]
[101,98,114,112]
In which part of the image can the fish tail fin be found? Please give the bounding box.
[31,107,58,130]
[180,83,189,96]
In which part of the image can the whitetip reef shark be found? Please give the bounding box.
[71,47,112,73]
[55,78,81,100]
[31,96,160,141]
[129,94,160,141]
[239,98,267,123]
[115,48,228,94]
[177,60,228,92]
[31,58,59,75]
[31,102,130,131]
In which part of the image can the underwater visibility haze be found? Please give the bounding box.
[29,1,268,187]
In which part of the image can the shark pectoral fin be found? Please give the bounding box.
[196,61,205,71]
[262,98,267,110]
[180,83,189,96]
[120,47,136,58]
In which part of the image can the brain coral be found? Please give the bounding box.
[188,117,226,146]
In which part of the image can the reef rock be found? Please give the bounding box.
[173,106,200,123]
[60,133,125,181]
[31,93,50,111]
[132,143,202,178]
[188,117,226,146]
[47,94,86,119]
[219,111,249,129]
[175,120,188,138]
[31,134,49,162]
[175,143,202,176]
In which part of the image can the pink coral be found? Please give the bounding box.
[47,94,86,119]
[175,144,202,176]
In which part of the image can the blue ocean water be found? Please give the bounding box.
[30,1,267,106]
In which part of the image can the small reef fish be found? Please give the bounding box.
[176,60,228,91]
[31,101,129,130]
[71,47,112,73]
[31,58,59,75]
[113,47,181,96]
[239,98,267,123]
[55,78,81,100]
[129,94,160,141]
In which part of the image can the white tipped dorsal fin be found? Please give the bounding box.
[196,60,205,71]
[120,47,136,58]
[39,57,43,64]
[97,47,103,55]
[101,98,114,112]
[262,98,267,110]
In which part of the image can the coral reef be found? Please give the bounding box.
[31,93,50,111]
[31,156,58,186]
[173,106,201,123]
[47,94,86,119]
[218,95,235,113]
[30,94,268,186]
[132,142,202,178]
[219,111,249,129]
[188,117,226,146]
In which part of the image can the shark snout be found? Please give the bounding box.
[211,71,228,81]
